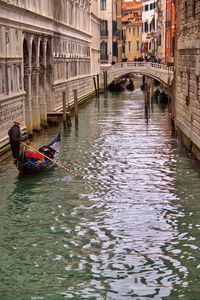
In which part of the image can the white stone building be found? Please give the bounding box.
[0,0,100,154]
[91,0,100,75]
[141,0,158,56]
[100,0,118,64]
[156,0,166,62]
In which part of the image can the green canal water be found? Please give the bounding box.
[1,88,200,300]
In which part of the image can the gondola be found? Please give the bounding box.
[15,133,61,174]
[126,79,135,91]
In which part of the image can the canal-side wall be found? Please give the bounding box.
[174,0,200,159]
[0,0,100,157]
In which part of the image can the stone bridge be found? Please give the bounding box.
[100,62,174,88]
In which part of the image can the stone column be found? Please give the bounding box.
[46,64,54,112]
[31,67,40,130]
[24,67,33,133]
[39,66,47,125]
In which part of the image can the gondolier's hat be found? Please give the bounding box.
[14,120,21,125]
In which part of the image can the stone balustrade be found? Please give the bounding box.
[100,62,174,87]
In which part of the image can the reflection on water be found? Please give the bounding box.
[1,89,200,299]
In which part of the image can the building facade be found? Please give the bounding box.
[141,0,157,56]
[91,0,100,74]
[122,0,142,61]
[156,0,166,62]
[165,0,175,63]
[174,0,200,159]
[100,0,118,64]
[117,0,123,62]
[0,0,100,153]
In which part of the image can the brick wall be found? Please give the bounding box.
[175,0,200,157]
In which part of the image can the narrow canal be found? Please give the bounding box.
[1,85,200,300]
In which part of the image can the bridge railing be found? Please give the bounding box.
[100,62,174,73]
[100,62,174,86]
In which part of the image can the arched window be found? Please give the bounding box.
[31,40,37,67]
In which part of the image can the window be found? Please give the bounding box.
[136,41,140,52]
[144,21,148,32]
[113,21,117,37]
[145,5,148,11]
[100,0,106,10]
[157,34,162,46]
[150,2,155,10]
[150,18,155,31]
[128,41,131,53]
[113,42,118,56]
[100,41,108,60]
[100,20,108,36]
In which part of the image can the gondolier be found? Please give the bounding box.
[15,133,61,174]
[8,120,22,160]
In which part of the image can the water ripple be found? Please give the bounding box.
[1,90,200,299]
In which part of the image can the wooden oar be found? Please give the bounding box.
[20,141,69,172]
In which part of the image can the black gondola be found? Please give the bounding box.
[15,133,61,174]
[126,79,135,91]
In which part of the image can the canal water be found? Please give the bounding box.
[1,86,200,300]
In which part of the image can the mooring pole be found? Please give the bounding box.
[103,71,106,93]
[104,70,108,96]
[74,89,78,126]
[93,76,97,97]
[97,74,100,97]
[62,91,66,129]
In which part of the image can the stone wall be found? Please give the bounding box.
[0,0,99,155]
[175,0,200,158]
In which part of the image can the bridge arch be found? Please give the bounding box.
[100,62,174,89]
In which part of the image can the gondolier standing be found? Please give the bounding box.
[8,120,22,160]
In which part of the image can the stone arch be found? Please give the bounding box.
[46,39,52,66]
[31,39,37,67]
[39,39,44,67]
[23,38,29,67]
[107,71,167,88]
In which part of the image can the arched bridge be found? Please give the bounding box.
[100,62,174,88]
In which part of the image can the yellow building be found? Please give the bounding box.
[125,19,142,60]
[122,1,142,61]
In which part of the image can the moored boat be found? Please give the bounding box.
[15,133,61,174]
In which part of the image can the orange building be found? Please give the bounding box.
[165,0,175,63]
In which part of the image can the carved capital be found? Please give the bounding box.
[24,67,31,76]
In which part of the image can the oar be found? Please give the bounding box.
[20,141,70,172]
